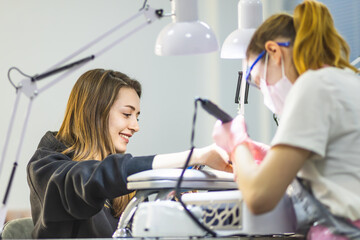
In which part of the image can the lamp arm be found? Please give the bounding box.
[0,93,33,234]
[37,6,161,94]
[0,94,20,182]
[0,5,162,233]
[43,6,159,74]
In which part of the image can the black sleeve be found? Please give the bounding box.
[27,148,154,221]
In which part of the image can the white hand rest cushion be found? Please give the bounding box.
[127,169,237,190]
[127,168,234,182]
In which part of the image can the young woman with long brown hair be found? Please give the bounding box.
[213,1,360,239]
[27,69,231,238]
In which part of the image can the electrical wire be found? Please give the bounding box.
[7,67,32,90]
[174,98,217,237]
[273,113,279,126]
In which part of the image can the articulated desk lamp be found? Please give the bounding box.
[0,0,219,233]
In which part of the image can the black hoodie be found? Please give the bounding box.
[27,131,154,238]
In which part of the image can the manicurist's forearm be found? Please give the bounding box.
[232,144,278,214]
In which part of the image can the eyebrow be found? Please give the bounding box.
[124,105,140,115]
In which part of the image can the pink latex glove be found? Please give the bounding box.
[249,140,270,164]
[212,115,270,165]
[212,114,249,154]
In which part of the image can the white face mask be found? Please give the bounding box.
[260,53,293,116]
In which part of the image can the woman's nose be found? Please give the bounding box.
[129,116,139,132]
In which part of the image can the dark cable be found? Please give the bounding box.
[273,113,279,126]
[244,81,250,104]
[235,72,242,104]
[235,71,250,105]
[174,98,217,237]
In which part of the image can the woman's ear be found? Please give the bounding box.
[265,41,282,66]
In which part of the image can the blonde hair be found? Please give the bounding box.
[246,0,359,74]
[57,69,141,217]
[293,0,358,74]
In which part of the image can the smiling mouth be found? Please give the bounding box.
[120,133,130,143]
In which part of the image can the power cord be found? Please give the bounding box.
[174,98,217,237]
[7,67,32,91]
[273,113,279,126]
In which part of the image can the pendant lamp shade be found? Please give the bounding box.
[221,0,263,59]
[221,28,256,59]
[155,0,218,56]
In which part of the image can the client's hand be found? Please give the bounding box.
[212,114,249,154]
[193,144,232,173]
